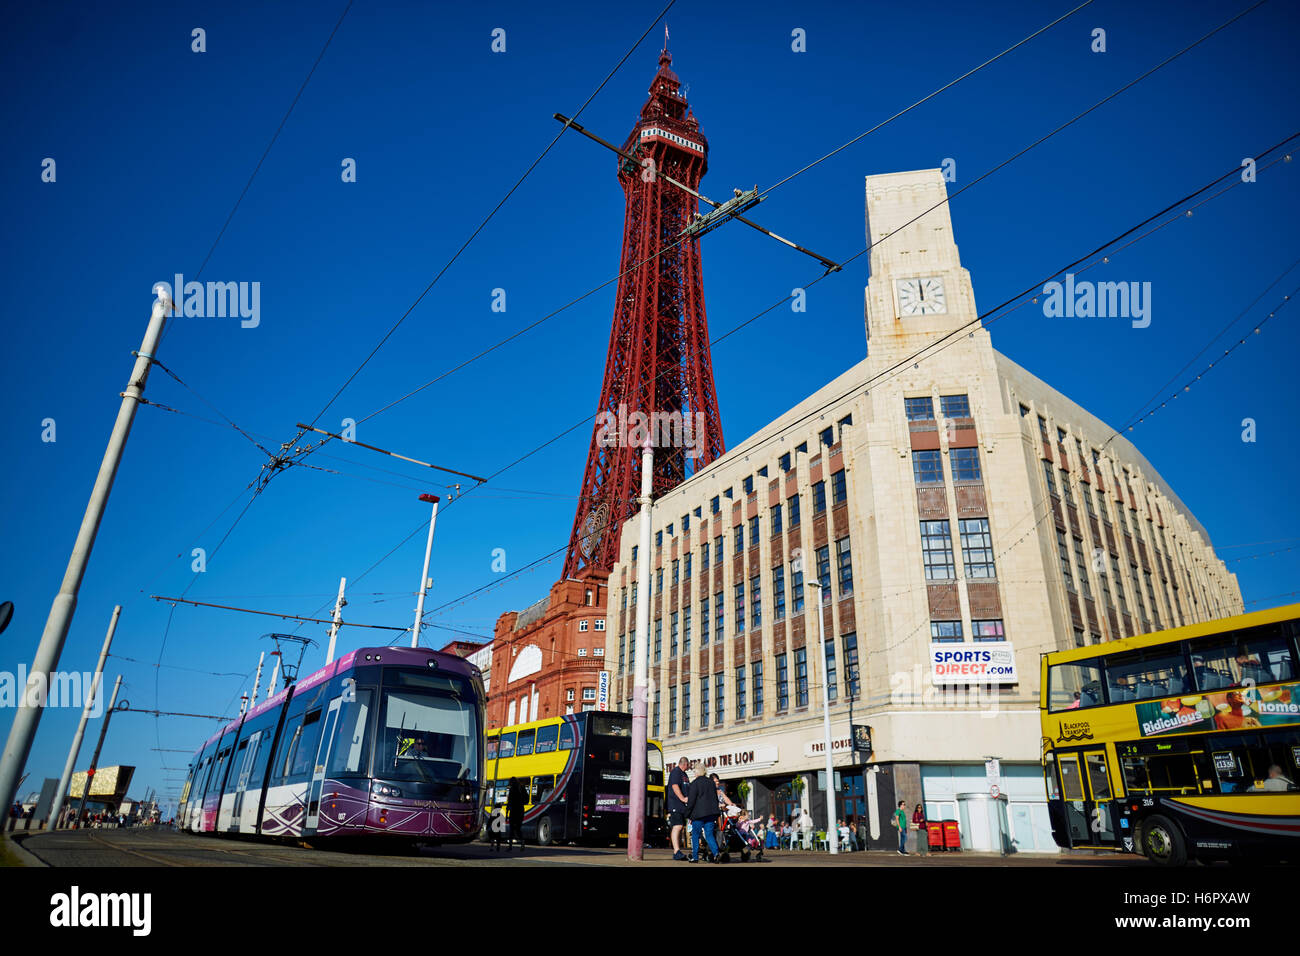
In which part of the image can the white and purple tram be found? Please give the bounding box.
[177,646,484,844]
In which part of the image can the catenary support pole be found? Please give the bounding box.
[325,577,347,663]
[72,674,123,828]
[250,651,265,704]
[48,605,121,829]
[628,443,653,861]
[0,290,170,820]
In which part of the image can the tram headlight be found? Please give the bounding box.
[371,783,402,798]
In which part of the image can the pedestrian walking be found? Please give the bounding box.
[667,757,691,861]
[506,777,527,851]
[686,768,722,863]
[893,800,909,855]
[798,808,814,850]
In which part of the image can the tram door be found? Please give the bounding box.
[305,697,343,832]
[228,731,262,832]
[1056,751,1116,847]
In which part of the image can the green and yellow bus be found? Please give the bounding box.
[483,711,666,846]
[1041,603,1299,865]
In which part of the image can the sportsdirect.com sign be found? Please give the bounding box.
[930,643,1018,685]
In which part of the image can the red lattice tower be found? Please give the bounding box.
[563,46,725,579]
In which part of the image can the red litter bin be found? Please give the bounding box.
[942,820,961,850]
[926,821,944,851]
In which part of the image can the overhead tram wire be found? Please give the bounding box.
[302,0,679,434]
[411,144,1297,629]
[257,9,1284,647]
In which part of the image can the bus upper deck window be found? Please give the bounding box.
[1048,662,1103,712]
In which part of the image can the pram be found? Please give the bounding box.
[716,813,764,863]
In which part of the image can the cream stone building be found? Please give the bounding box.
[601,169,1241,852]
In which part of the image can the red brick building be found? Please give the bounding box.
[487,575,611,730]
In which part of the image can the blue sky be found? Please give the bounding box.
[1,0,1297,813]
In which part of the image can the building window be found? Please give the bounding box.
[593,646,604,656]
[1057,529,1075,591]
[714,535,723,565]
[815,545,831,602]
[734,525,744,554]
[595,619,605,632]
[1060,471,1075,507]
[1074,536,1092,599]
[773,567,787,620]
[1042,460,1057,497]
[714,591,725,642]
[819,425,834,446]
[701,542,709,572]
[843,632,859,699]
[618,633,626,670]
[582,687,597,701]
[1073,628,1087,648]
[776,654,789,711]
[684,552,692,579]
[931,621,963,643]
[837,536,854,595]
[683,683,691,729]
[753,661,764,715]
[913,450,943,485]
[748,515,759,546]
[792,563,805,613]
[771,503,783,536]
[794,648,808,707]
[1019,403,1030,418]
[672,559,679,586]
[683,607,692,656]
[653,690,660,737]
[972,620,1005,642]
[940,394,970,419]
[750,574,762,628]
[824,638,837,703]
[631,582,637,605]
[670,611,679,658]
[789,493,801,527]
[831,469,847,505]
[711,496,720,515]
[959,518,996,578]
[743,475,754,495]
[669,686,677,734]
[1037,415,1050,442]
[736,665,746,720]
[655,530,663,549]
[714,672,724,726]
[951,447,982,482]
[682,513,690,532]
[813,480,827,514]
[700,598,710,648]
[780,452,792,473]
[656,568,663,594]
[579,619,589,632]
[905,396,935,421]
[566,689,575,702]
[621,589,628,611]
[700,679,709,730]
[795,442,808,454]
[734,582,746,634]
[654,618,662,663]
[921,520,955,580]
[578,647,588,657]
[632,545,638,563]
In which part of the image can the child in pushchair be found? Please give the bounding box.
[716,806,764,862]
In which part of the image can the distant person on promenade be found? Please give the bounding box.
[667,757,691,861]
[506,777,526,851]
[686,767,722,863]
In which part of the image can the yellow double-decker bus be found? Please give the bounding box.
[1040,603,1299,865]
[482,711,666,846]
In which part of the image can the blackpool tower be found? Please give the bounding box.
[562,44,726,580]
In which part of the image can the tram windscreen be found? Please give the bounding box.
[380,672,479,783]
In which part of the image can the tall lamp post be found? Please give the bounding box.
[806,580,837,854]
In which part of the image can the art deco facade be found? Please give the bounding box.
[600,169,1242,851]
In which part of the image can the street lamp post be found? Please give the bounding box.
[806,580,837,854]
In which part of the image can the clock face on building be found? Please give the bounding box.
[895,276,947,316]
[579,503,609,560]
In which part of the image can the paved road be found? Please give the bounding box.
[13,828,1144,868]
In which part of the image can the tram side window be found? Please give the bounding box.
[535,725,559,754]
[1047,661,1104,712]
[516,729,536,757]
[288,710,324,782]
[1105,649,1190,703]
[498,732,516,759]
[276,720,304,785]
[532,775,556,803]
[1193,624,1295,690]
[558,723,576,751]
[327,689,373,777]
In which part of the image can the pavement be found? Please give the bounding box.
[9,827,1146,867]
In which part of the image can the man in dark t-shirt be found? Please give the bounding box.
[667,757,691,860]
[686,769,722,863]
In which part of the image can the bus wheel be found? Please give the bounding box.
[536,816,554,847]
[1141,815,1188,866]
